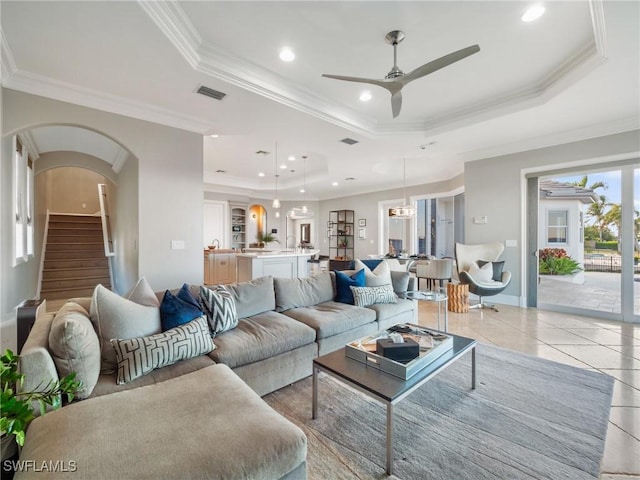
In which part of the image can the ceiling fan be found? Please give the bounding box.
[322,30,480,118]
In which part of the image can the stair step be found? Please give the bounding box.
[42,275,111,290]
[44,258,109,269]
[49,215,101,224]
[47,243,104,252]
[48,226,103,235]
[48,222,103,231]
[47,235,104,244]
[41,286,105,301]
[44,250,106,260]
[43,267,110,280]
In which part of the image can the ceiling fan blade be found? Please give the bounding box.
[403,45,480,84]
[391,90,402,118]
[322,74,389,89]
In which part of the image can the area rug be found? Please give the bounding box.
[264,344,614,480]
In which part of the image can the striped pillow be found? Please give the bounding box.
[111,316,214,384]
[200,285,238,335]
[350,284,398,307]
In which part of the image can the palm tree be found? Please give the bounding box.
[587,194,610,241]
[605,203,640,250]
[572,175,607,192]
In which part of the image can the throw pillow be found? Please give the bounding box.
[335,269,365,304]
[48,302,100,399]
[354,259,392,287]
[177,283,200,310]
[110,316,214,384]
[200,285,238,335]
[126,276,160,307]
[160,290,204,331]
[90,284,161,374]
[477,260,505,282]
[350,284,398,307]
[468,261,494,283]
[360,259,383,271]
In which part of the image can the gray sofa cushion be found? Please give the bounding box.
[210,311,316,369]
[282,301,376,339]
[274,272,333,312]
[18,365,307,480]
[226,276,276,319]
[365,298,415,323]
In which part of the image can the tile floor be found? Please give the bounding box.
[416,301,640,479]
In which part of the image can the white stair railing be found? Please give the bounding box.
[98,184,115,290]
[35,209,51,300]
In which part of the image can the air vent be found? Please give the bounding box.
[345,177,356,181]
[255,150,270,155]
[197,85,227,101]
[215,169,227,173]
[340,138,359,145]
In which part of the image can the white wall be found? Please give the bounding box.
[2,89,203,314]
[464,130,640,305]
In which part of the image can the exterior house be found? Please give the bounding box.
[538,180,599,284]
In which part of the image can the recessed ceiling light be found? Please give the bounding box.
[299,188,305,193]
[288,155,295,161]
[521,4,545,22]
[258,172,265,177]
[280,164,287,169]
[332,182,339,187]
[209,134,219,138]
[359,91,372,102]
[279,47,295,62]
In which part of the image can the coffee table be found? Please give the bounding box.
[312,333,476,475]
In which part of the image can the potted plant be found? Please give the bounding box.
[257,232,279,248]
[1,349,80,447]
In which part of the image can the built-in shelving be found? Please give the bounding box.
[231,206,246,250]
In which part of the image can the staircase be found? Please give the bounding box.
[40,214,111,301]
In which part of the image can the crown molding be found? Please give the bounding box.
[460,116,640,164]
[3,69,211,133]
[1,29,17,79]
[111,148,129,174]
[19,130,40,161]
[137,0,201,68]
[141,1,610,140]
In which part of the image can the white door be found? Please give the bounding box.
[204,201,228,249]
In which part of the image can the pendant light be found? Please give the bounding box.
[390,158,415,219]
[272,142,281,210]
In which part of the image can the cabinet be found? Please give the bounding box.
[328,210,354,269]
[204,251,237,285]
[231,205,247,250]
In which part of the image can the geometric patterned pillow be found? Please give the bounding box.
[350,284,398,308]
[199,285,238,336]
[110,316,215,384]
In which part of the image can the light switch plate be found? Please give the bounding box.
[473,216,488,224]
[505,239,517,247]
[171,240,185,250]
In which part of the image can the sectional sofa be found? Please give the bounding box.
[15,266,416,479]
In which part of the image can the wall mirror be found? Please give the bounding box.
[300,223,311,244]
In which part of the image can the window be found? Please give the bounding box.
[547,210,568,244]
[13,135,34,264]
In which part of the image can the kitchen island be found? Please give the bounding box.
[236,249,319,282]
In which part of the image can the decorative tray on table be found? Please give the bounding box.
[345,323,453,380]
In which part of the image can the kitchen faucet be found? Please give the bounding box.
[211,238,220,249]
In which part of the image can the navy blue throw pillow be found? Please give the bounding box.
[360,259,383,271]
[177,283,200,310]
[335,269,366,304]
[160,290,204,331]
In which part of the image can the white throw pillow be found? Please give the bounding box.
[468,261,494,283]
[126,276,160,307]
[90,284,161,374]
[350,284,398,307]
[354,259,392,287]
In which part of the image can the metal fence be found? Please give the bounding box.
[583,255,640,273]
